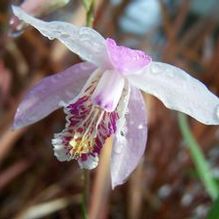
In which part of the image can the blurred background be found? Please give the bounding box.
[0,0,219,218]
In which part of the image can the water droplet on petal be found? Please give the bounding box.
[138,124,144,129]
[114,134,126,154]
[114,144,123,154]
[48,36,55,40]
[167,70,174,78]
[216,105,219,120]
[151,63,161,75]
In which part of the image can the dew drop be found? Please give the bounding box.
[151,63,161,75]
[114,134,126,154]
[48,36,55,40]
[167,70,174,78]
[114,143,124,154]
[216,105,219,120]
[138,124,144,129]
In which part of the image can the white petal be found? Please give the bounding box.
[12,6,108,66]
[91,70,125,112]
[127,62,219,125]
[52,138,72,162]
[111,86,148,188]
[78,154,99,170]
[115,82,131,137]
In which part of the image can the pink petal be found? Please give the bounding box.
[106,38,152,74]
[13,62,96,129]
[110,87,148,189]
[91,70,125,112]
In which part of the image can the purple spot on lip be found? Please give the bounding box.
[81,154,88,161]
[93,95,114,111]
[104,103,113,111]
[93,95,102,106]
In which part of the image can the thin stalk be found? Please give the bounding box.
[178,113,218,200]
[82,0,95,27]
[83,169,90,207]
[81,169,89,219]
[80,1,95,218]
[86,2,94,27]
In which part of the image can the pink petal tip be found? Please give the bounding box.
[106,38,152,74]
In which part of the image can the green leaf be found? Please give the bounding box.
[178,113,219,200]
[82,0,94,11]
[207,195,219,219]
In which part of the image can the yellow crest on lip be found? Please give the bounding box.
[69,134,94,159]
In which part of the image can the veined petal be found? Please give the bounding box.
[106,38,152,74]
[12,6,108,66]
[91,70,125,112]
[111,87,148,189]
[128,62,219,125]
[13,62,96,129]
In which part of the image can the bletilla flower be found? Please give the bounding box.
[12,6,219,188]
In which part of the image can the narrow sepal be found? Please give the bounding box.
[13,62,96,129]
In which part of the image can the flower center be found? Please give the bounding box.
[64,97,119,160]
[52,74,119,163]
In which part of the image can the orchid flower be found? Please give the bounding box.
[12,6,219,188]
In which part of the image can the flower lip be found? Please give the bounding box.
[52,78,119,167]
[105,38,152,75]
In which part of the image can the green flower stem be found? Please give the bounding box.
[178,113,218,200]
[86,3,94,27]
[83,0,95,27]
[80,2,95,218]
[81,169,89,219]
